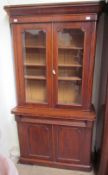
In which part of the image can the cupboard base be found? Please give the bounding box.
[19,156,92,171]
[16,114,94,172]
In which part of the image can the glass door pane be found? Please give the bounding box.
[57,29,84,105]
[23,30,47,103]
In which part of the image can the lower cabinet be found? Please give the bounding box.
[16,116,93,171]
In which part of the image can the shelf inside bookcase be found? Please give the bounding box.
[58,77,82,81]
[58,64,82,67]
[58,46,83,50]
[25,45,46,49]
[24,75,46,80]
[24,63,82,68]
[24,62,45,67]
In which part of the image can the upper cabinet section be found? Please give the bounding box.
[4,2,105,110]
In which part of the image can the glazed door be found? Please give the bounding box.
[53,22,94,108]
[14,24,52,106]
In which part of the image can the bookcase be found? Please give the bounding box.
[4,2,104,171]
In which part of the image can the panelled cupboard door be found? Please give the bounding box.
[54,125,92,165]
[18,122,53,160]
[12,24,52,106]
[54,125,83,163]
[53,22,96,109]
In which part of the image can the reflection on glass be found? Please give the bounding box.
[23,30,47,103]
[58,29,84,105]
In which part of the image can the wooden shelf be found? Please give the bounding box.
[24,76,81,81]
[24,75,46,80]
[58,76,82,81]
[24,63,81,67]
[24,62,45,67]
[58,63,82,67]
[25,45,46,49]
[58,46,83,50]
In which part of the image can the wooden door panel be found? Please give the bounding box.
[55,122,93,166]
[54,124,92,165]
[55,126,81,162]
[54,125,83,163]
[28,125,51,158]
[18,122,53,160]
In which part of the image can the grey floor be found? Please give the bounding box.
[16,164,95,175]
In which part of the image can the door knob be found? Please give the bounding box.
[52,69,56,75]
